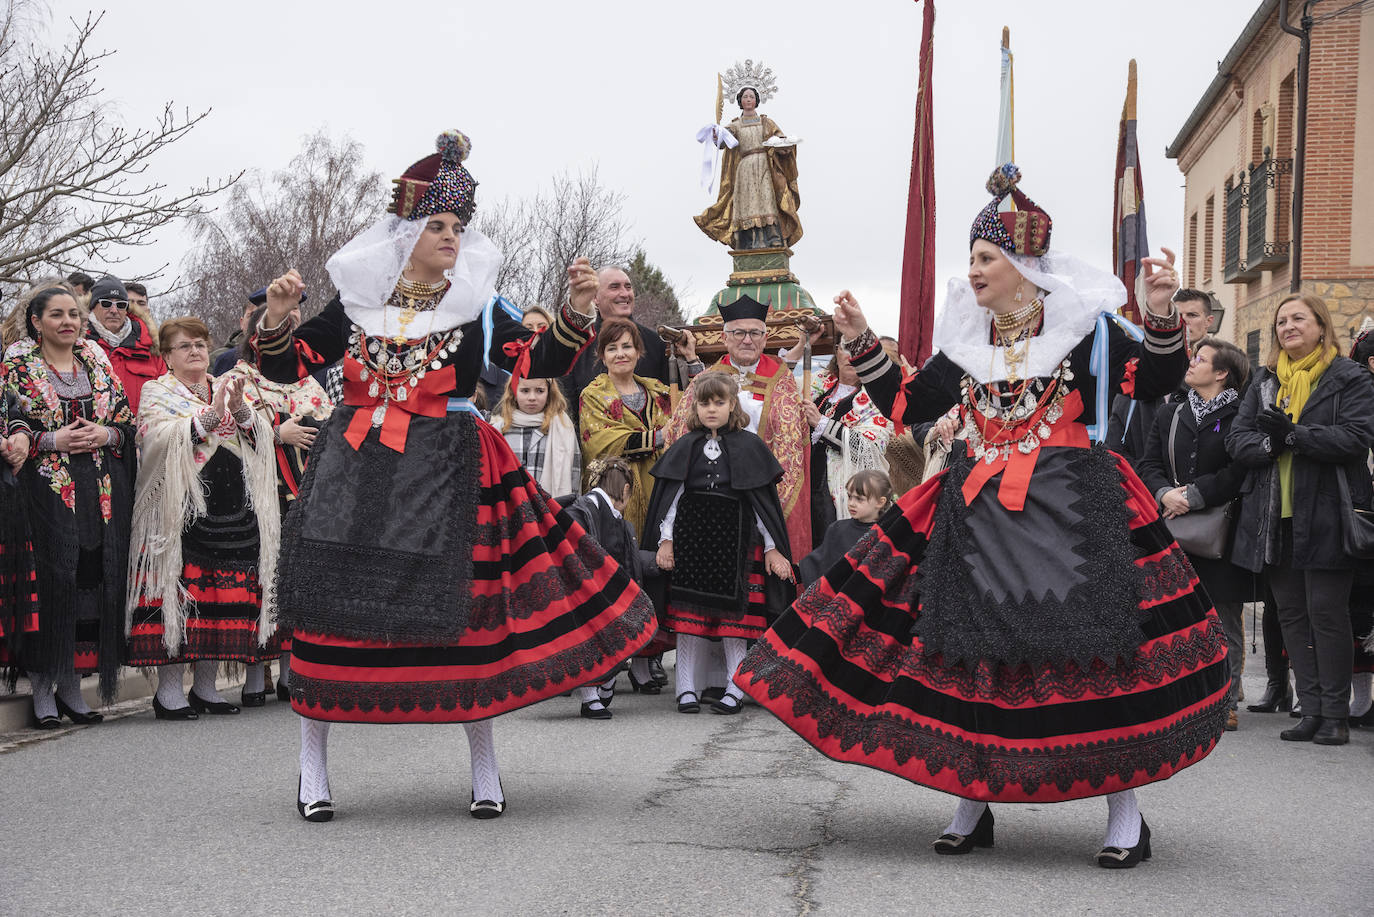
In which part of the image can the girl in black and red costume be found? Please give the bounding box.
[736,165,1230,868]
[254,131,655,822]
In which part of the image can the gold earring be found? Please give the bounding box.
[1014,283,1024,303]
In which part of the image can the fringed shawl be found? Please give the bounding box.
[809,377,892,517]
[127,373,281,654]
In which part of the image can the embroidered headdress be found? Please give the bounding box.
[388,130,478,225]
[969,163,1052,257]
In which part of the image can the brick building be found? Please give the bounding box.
[1166,0,1373,364]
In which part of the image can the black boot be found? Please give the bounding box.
[1312,717,1349,746]
[1247,679,1293,713]
[1280,715,1322,742]
[1248,597,1291,713]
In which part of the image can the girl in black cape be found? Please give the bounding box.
[643,370,795,715]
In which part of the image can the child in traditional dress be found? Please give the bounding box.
[490,377,579,498]
[643,371,795,715]
[799,469,894,585]
[564,457,654,719]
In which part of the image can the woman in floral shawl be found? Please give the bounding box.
[578,318,672,537]
[125,317,281,720]
[221,306,335,515]
[1,281,135,726]
[804,345,892,546]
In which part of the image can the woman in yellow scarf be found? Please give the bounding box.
[578,318,672,537]
[1229,293,1374,747]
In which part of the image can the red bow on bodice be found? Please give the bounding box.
[341,354,457,453]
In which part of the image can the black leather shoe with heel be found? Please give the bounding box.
[932,807,994,855]
[1247,680,1293,713]
[1097,818,1152,869]
[55,696,103,724]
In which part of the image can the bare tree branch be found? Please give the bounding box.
[161,129,386,342]
[0,2,237,293]
[473,166,637,310]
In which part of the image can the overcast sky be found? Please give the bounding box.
[46,0,1259,333]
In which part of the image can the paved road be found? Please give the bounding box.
[2,662,1370,917]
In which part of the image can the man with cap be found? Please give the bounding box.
[84,275,165,413]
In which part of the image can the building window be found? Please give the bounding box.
[1246,329,1261,369]
[1188,212,1198,287]
[1203,195,1215,282]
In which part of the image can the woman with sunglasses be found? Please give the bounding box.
[84,276,165,414]
[1,281,136,726]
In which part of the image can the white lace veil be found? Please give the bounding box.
[325,215,504,337]
[932,248,1126,384]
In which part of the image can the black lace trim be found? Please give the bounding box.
[290,599,655,716]
[739,639,1229,797]
[798,589,1227,704]
[914,448,1146,669]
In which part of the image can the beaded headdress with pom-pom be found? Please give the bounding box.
[389,130,479,225]
[969,162,1051,256]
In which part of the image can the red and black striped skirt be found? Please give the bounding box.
[737,447,1230,803]
[288,419,656,724]
[126,557,275,665]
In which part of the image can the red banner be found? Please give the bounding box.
[897,0,937,369]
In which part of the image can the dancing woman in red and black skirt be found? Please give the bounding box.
[254,131,655,822]
[735,165,1230,868]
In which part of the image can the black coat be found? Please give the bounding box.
[1227,358,1374,572]
[1106,389,1181,466]
[1137,396,1254,602]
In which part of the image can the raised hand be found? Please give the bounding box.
[567,258,598,315]
[831,290,869,340]
[264,270,305,327]
[1140,247,1180,316]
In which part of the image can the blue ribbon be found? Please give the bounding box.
[1087,312,1145,444]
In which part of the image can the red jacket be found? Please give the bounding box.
[86,318,166,413]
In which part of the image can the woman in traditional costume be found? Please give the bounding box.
[253,131,655,822]
[126,317,281,718]
[1,283,135,726]
[736,165,1229,867]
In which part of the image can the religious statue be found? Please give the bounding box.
[695,60,802,251]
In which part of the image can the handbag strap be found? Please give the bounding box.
[1166,403,1183,487]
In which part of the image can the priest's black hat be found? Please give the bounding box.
[718,294,769,324]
